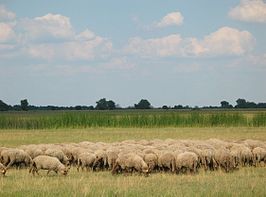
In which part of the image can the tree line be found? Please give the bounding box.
[0,98,266,111]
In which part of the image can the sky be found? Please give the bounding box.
[0,0,266,107]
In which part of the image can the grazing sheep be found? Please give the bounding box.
[1,148,32,169]
[175,152,199,174]
[252,147,266,167]
[112,153,149,176]
[93,150,108,171]
[0,163,7,176]
[106,150,118,170]
[214,148,235,173]
[158,152,175,172]
[29,155,69,176]
[44,148,69,166]
[77,153,96,172]
[143,153,158,172]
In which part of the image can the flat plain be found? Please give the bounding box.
[0,110,266,196]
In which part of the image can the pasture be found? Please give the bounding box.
[0,110,266,196]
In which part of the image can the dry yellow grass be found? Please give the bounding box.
[1,127,266,196]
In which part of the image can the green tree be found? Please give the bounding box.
[0,100,10,111]
[20,99,29,111]
[134,99,152,109]
[220,101,232,108]
[95,98,116,110]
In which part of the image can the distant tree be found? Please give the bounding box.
[173,105,184,109]
[20,99,29,111]
[75,105,82,110]
[0,100,10,111]
[235,98,247,108]
[95,98,116,110]
[107,100,116,110]
[134,99,152,109]
[162,105,169,109]
[220,101,233,108]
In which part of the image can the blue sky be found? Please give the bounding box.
[1,0,266,107]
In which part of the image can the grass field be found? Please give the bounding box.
[0,110,266,196]
[0,127,266,196]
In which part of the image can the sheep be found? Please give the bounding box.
[214,148,235,172]
[0,163,7,176]
[158,152,175,172]
[175,152,199,174]
[29,155,69,176]
[112,153,149,176]
[93,150,108,171]
[1,148,32,169]
[44,148,69,166]
[106,150,118,170]
[252,147,266,167]
[77,153,96,172]
[143,153,158,172]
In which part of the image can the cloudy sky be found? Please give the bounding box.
[1,0,266,107]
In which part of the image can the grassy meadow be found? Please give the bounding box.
[0,110,266,196]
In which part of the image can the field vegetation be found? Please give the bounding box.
[0,110,266,196]
[0,110,266,129]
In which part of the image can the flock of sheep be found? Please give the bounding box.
[0,138,266,177]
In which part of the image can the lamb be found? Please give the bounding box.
[29,155,69,176]
[0,163,7,176]
[158,152,176,172]
[175,152,199,174]
[1,148,32,169]
[77,153,96,171]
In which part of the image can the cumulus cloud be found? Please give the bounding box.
[229,0,266,23]
[126,34,182,58]
[196,26,255,56]
[0,7,113,61]
[0,23,15,42]
[20,13,74,41]
[126,27,255,58]
[26,34,112,60]
[0,5,16,21]
[156,11,183,27]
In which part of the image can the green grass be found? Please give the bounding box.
[0,110,266,129]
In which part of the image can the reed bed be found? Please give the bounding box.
[0,110,265,129]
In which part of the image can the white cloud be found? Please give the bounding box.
[21,13,74,40]
[0,5,16,21]
[102,57,135,70]
[26,35,112,60]
[126,27,254,58]
[229,0,266,23]
[126,34,182,58]
[199,26,255,56]
[0,23,15,42]
[156,11,183,27]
